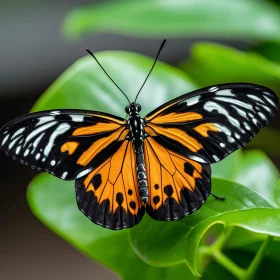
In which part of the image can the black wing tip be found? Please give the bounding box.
[75,179,145,230]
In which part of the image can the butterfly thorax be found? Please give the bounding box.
[125,102,148,204]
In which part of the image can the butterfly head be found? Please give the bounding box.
[125,102,142,114]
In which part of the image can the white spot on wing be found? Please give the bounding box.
[264,95,275,106]
[261,104,271,113]
[252,118,259,126]
[12,128,25,139]
[77,168,92,178]
[234,133,240,139]
[51,160,56,166]
[25,121,57,144]
[231,105,247,118]
[50,111,61,116]
[31,133,45,154]
[213,155,219,161]
[44,123,70,157]
[243,122,251,131]
[16,146,21,154]
[258,112,267,121]
[215,89,235,96]
[61,171,68,179]
[24,149,30,157]
[9,137,20,149]
[209,86,218,92]
[247,94,265,103]
[36,116,55,126]
[214,97,253,110]
[186,96,200,106]
[204,102,240,127]
[220,143,225,148]
[35,153,40,160]
[1,134,9,146]
[189,155,206,163]
[70,115,84,122]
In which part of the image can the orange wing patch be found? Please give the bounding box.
[61,141,79,155]
[144,137,211,221]
[75,140,145,229]
[77,128,128,166]
[73,122,121,136]
[193,123,219,137]
[148,112,202,124]
[146,124,203,152]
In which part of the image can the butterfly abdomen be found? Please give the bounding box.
[127,104,148,204]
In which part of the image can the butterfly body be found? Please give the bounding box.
[126,102,148,204]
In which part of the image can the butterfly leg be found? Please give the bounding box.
[211,193,226,201]
[135,145,148,204]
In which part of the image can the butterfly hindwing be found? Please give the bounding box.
[0,109,128,180]
[145,83,279,164]
[75,140,145,229]
[144,136,211,221]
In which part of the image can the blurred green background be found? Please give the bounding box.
[1,0,280,279]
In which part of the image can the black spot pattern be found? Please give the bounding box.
[164,185,173,197]
[153,196,160,204]
[116,192,124,205]
[130,201,136,210]
[92,174,102,190]
[184,162,195,175]
[154,184,159,190]
[128,189,133,195]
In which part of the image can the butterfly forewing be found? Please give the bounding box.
[0,109,128,180]
[75,140,145,229]
[144,137,211,220]
[145,83,279,164]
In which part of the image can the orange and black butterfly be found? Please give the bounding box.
[0,40,279,229]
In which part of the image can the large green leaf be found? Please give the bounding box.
[129,178,280,276]
[235,150,279,207]
[250,41,280,64]
[180,43,280,93]
[217,151,279,252]
[211,151,242,181]
[62,0,280,42]
[27,174,197,280]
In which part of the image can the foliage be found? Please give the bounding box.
[62,0,280,42]
[27,53,280,279]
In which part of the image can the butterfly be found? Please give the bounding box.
[0,40,279,230]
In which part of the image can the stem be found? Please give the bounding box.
[213,250,246,278]
[200,230,273,279]
[241,235,273,280]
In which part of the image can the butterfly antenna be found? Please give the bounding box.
[135,39,166,103]
[86,49,131,104]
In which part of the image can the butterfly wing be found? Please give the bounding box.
[75,139,145,229]
[145,83,279,164]
[0,109,128,180]
[144,136,211,220]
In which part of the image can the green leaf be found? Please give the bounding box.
[62,0,280,42]
[27,174,197,280]
[247,128,280,157]
[180,42,280,94]
[129,178,280,276]
[32,51,197,116]
[211,151,243,181]
[250,41,280,64]
[235,150,279,207]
